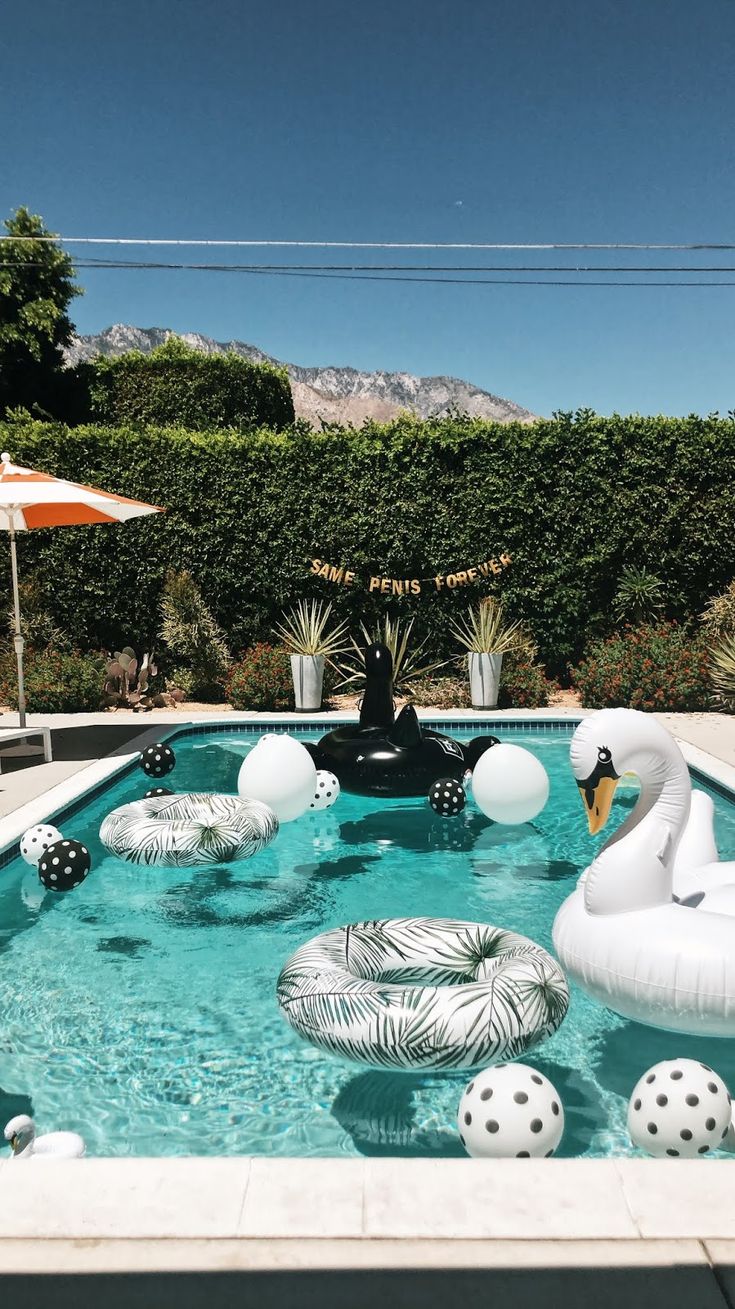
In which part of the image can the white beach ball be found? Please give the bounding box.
[237,734,316,823]
[457,1064,564,1158]
[310,770,341,811]
[20,824,62,866]
[627,1059,731,1158]
[471,743,549,825]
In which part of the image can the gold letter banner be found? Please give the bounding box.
[308,553,512,594]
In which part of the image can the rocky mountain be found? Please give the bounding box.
[65,324,537,426]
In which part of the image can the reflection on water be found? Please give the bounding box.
[96,936,152,958]
[0,1083,33,1131]
[332,1069,465,1157]
[595,1020,735,1102]
[293,855,382,882]
[339,807,494,853]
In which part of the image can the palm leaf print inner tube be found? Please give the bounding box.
[100,792,278,866]
[277,917,568,1070]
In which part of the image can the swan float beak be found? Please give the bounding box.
[577,752,620,835]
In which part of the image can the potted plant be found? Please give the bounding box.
[450,599,526,709]
[274,600,351,710]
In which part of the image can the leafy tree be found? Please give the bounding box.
[0,207,82,417]
[88,337,295,430]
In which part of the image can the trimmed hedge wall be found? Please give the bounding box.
[0,410,733,674]
[80,339,294,430]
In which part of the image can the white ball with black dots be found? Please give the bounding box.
[627,1058,732,1158]
[20,824,62,867]
[428,777,466,818]
[310,770,340,811]
[144,786,174,799]
[140,743,176,779]
[457,1063,564,1158]
[38,839,92,893]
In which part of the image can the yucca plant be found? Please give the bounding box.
[612,566,665,625]
[449,598,527,655]
[335,615,447,695]
[159,569,231,701]
[700,580,735,642]
[7,573,68,652]
[273,599,351,658]
[711,633,735,710]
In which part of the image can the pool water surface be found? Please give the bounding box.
[1,727,734,1159]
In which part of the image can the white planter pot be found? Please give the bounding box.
[468,652,502,709]
[291,654,325,711]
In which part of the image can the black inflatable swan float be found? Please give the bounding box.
[305,642,499,797]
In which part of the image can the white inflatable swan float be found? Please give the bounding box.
[4,1114,86,1159]
[553,708,735,1036]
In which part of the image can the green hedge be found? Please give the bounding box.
[0,410,733,674]
[79,338,294,430]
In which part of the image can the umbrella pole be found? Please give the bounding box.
[9,525,26,729]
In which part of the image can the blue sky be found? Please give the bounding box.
[2,0,735,416]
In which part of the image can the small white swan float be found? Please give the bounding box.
[553,708,735,1037]
[4,1114,86,1159]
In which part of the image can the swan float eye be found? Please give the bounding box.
[597,747,612,764]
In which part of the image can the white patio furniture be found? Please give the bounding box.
[0,726,53,772]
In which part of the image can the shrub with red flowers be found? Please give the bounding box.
[498,655,557,709]
[226,643,294,711]
[572,623,711,711]
[0,647,107,714]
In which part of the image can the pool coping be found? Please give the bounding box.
[2,714,735,1272]
[2,1158,735,1271]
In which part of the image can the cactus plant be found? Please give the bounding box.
[104,645,158,707]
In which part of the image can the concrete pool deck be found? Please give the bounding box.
[1,707,735,1305]
[4,1159,735,1305]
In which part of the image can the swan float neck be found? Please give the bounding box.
[572,709,690,915]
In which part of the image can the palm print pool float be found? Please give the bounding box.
[100,792,278,866]
[277,917,569,1070]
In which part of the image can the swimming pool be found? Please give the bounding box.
[1,724,734,1160]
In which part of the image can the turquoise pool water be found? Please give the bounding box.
[1,727,734,1159]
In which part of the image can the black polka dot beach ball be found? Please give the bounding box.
[144,786,173,799]
[428,777,466,817]
[38,839,91,893]
[310,770,341,811]
[140,743,176,779]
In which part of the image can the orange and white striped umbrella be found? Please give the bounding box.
[0,452,163,728]
[0,452,162,530]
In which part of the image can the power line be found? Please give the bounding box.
[3,258,735,287]
[8,258,735,273]
[3,236,735,251]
